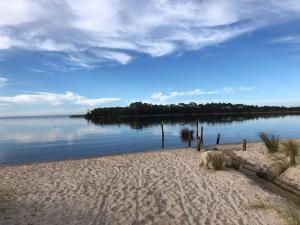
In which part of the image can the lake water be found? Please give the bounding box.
[1,115,300,165]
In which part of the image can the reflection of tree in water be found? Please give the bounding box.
[86,113,296,130]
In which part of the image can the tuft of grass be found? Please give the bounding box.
[282,140,299,166]
[259,132,280,153]
[249,199,300,225]
[211,153,225,170]
[267,154,290,175]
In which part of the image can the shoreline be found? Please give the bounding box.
[0,140,263,168]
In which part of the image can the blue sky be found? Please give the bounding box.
[0,0,300,116]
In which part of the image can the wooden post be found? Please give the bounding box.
[216,133,221,145]
[197,137,201,151]
[200,126,204,147]
[196,121,199,138]
[188,131,191,147]
[243,139,247,151]
[161,123,165,149]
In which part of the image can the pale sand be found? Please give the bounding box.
[0,149,285,225]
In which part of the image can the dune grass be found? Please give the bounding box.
[267,153,290,175]
[199,152,226,170]
[259,132,280,153]
[282,140,299,166]
[211,153,225,170]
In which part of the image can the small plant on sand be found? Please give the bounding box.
[211,153,225,170]
[282,140,299,166]
[199,152,230,170]
[212,154,225,170]
[259,132,280,153]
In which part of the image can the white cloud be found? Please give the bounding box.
[0,76,8,87]
[273,35,300,44]
[96,51,132,65]
[0,91,120,106]
[0,1,299,68]
[150,87,253,102]
[0,1,41,26]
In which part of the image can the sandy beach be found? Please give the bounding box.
[0,147,288,225]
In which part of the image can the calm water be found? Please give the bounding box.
[1,115,300,165]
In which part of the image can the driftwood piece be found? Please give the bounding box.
[224,151,277,181]
[274,178,300,197]
[224,151,300,197]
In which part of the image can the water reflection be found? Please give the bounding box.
[86,113,297,129]
[1,114,300,165]
[0,117,120,144]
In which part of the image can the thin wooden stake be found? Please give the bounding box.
[196,121,199,138]
[243,139,247,151]
[216,133,221,145]
[197,137,201,151]
[188,131,192,147]
[200,126,204,147]
[161,122,165,149]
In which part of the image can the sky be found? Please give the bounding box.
[0,0,300,116]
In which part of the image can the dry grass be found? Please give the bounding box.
[249,199,300,225]
[267,153,290,175]
[211,153,225,170]
[282,140,299,166]
[199,152,227,170]
[259,132,280,153]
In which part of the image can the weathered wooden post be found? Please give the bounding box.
[161,122,165,149]
[216,133,221,145]
[243,139,247,151]
[196,121,199,138]
[197,137,201,151]
[200,126,204,147]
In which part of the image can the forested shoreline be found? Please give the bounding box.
[71,102,300,120]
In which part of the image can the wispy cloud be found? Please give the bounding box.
[150,87,253,103]
[0,1,299,69]
[273,35,300,44]
[0,76,8,87]
[0,91,120,106]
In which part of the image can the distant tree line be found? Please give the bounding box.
[78,114,293,130]
[81,102,300,121]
